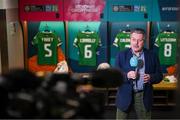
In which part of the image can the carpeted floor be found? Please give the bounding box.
[103,106,180,119]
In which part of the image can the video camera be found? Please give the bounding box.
[0,68,124,118]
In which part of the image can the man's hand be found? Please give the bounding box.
[127,71,137,79]
[143,74,151,83]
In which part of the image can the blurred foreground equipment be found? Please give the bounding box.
[0,69,42,118]
[0,68,123,118]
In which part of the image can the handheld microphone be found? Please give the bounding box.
[130,56,144,87]
[130,56,138,87]
[130,56,138,70]
[130,56,144,73]
[137,59,144,70]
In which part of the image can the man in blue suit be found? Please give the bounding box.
[115,28,163,119]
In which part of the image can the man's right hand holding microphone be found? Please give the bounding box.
[128,55,151,83]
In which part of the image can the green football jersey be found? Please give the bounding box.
[154,32,177,65]
[73,31,101,66]
[32,31,62,65]
[113,31,131,50]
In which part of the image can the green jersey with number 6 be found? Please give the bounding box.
[154,32,177,65]
[113,31,131,50]
[73,31,101,66]
[32,31,62,65]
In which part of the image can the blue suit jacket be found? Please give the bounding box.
[115,48,163,111]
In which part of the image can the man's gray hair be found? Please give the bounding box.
[130,28,146,39]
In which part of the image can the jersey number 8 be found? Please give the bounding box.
[164,43,172,57]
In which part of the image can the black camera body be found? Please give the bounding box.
[0,68,123,118]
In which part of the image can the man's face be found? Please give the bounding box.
[130,32,144,53]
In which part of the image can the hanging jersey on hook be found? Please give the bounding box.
[73,31,101,66]
[32,31,62,65]
[154,31,177,65]
[113,31,131,51]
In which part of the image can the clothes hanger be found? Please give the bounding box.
[166,24,171,32]
[85,25,91,32]
[123,24,130,33]
[44,24,50,32]
[164,24,173,33]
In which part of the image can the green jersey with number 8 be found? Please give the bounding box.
[73,31,101,66]
[32,31,62,65]
[154,32,177,65]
